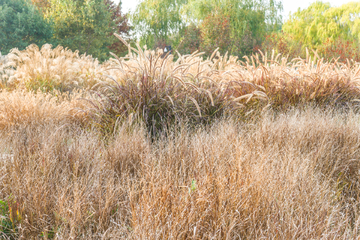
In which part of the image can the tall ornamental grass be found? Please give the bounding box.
[1,38,360,238]
[1,109,360,238]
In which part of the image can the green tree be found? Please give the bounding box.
[132,0,282,56]
[282,2,360,51]
[45,0,116,61]
[132,0,187,49]
[104,0,132,56]
[0,0,53,54]
[185,0,283,57]
[177,23,201,55]
[31,0,51,11]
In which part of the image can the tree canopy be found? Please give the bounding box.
[132,0,187,49]
[132,0,282,57]
[0,0,131,60]
[0,0,53,54]
[104,0,132,56]
[3,0,360,63]
[282,2,360,50]
[191,0,283,56]
[44,0,116,61]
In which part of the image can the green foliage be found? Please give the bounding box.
[282,2,360,51]
[184,0,283,57]
[0,199,12,237]
[190,179,197,193]
[45,0,116,61]
[318,37,360,62]
[271,1,360,62]
[199,9,232,55]
[260,31,304,59]
[0,0,53,55]
[132,0,187,49]
[185,0,282,31]
[177,23,201,55]
[105,0,132,56]
[0,197,21,239]
[132,0,282,56]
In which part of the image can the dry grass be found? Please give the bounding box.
[103,39,360,109]
[0,90,88,131]
[2,39,360,239]
[1,108,360,239]
[87,38,360,134]
[0,53,14,89]
[3,40,360,130]
[4,44,105,92]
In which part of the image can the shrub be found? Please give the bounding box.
[260,31,304,59]
[178,24,201,56]
[318,37,360,62]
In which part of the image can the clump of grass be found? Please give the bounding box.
[0,90,88,131]
[1,108,360,238]
[5,44,105,92]
[85,36,360,135]
[0,53,14,89]
[88,35,268,135]
[3,41,360,135]
[238,50,360,108]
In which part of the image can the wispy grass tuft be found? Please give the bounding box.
[88,36,268,135]
[0,90,88,131]
[4,44,105,92]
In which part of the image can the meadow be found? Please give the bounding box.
[1,36,360,239]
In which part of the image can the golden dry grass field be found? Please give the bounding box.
[1,37,360,239]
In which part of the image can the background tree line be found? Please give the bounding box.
[1,0,360,62]
[0,0,131,61]
[262,1,360,62]
[133,0,360,61]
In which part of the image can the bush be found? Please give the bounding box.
[178,24,201,56]
[318,37,360,62]
[260,31,304,59]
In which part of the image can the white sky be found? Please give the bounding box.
[117,0,358,20]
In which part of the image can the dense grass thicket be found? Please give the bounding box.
[1,37,360,238]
